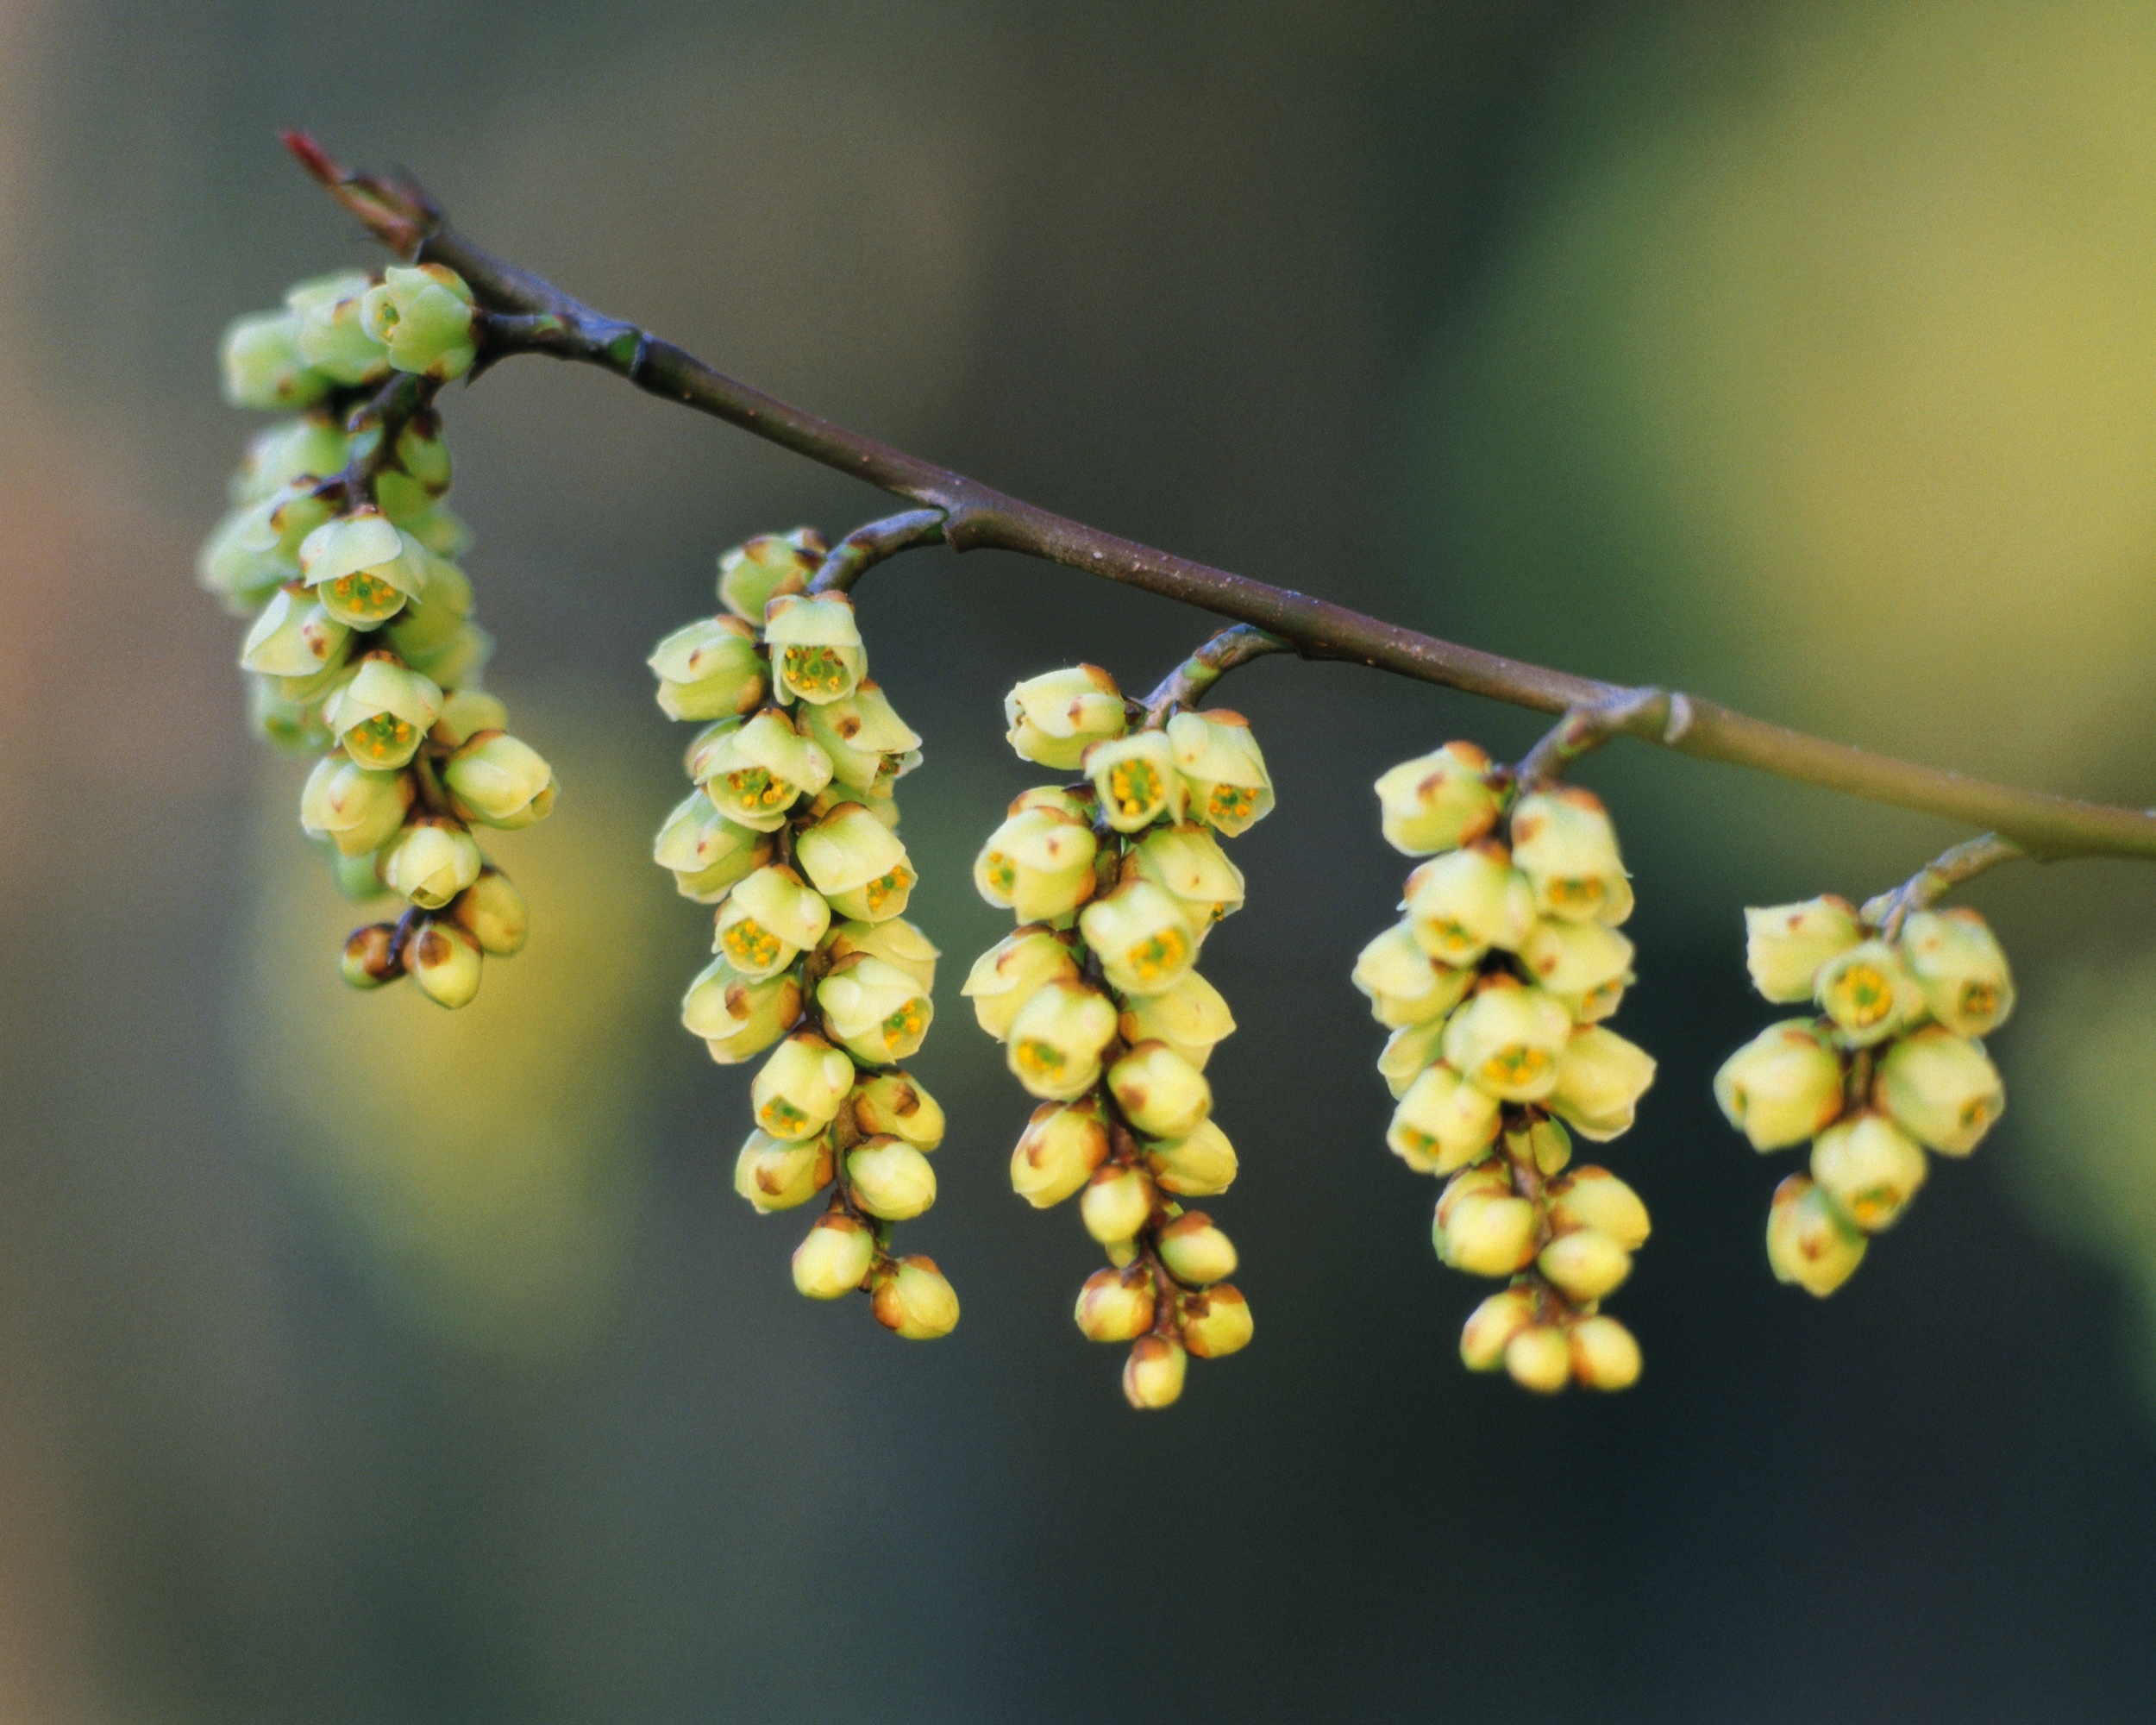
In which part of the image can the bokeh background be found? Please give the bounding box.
[4,0,2156,1718]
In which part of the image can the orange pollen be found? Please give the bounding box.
[881,1001,926,1051]
[760,1098,811,1133]
[722,919,784,969]
[1481,1045,1553,1088]
[1544,876,1605,911]
[1106,760,1162,818]
[862,867,912,913]
[348,714,415,761]
[1830,965,1895,1027]
[1014,1039,1064,1076]
[1125,927,1190,984]
[1960,982,2001,1019]
[783,645,851,694]
[1208,785,1257,822]
[981,854,1017,895]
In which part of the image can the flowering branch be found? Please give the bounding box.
[1863,833,2028,939]
[284,132,2156,864]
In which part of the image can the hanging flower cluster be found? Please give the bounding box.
[965,666,1271,1408]
[203,265,556,1005]
[655,534,956,1339]
[1358,743,1655,1392]
[1715,895,2014,1295]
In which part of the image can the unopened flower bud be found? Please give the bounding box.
[1374,741,1500,855]
[1459,1287,1539,1371]
[220,310,329,410]
[800,682,920,790]
[1714,1020,1846,1151]
[963,927,1081,1041]
[1435,1190,1540,1277]
[1087,731,1184,832]
[796,803,914,921]
[382,817,482,909]
[870,1255,960,1339]
[793,1214,875,1299]
[1810,1112,1927,1232]
[824,919,938,993]
[1006,979,1119,1101]
[1504,1325,1572,1393]
[682,959,801,1064]
[1569,1315,1642,1390]
[718,533,818,622]
[1545,1166,1651,1251]
[649,615,768,720]
[1108,1041,1213,1139]
[1123,1334,1188,1408]
[1519,918,1634,1002]
[1548,1025,1657,1141]
[714,865,830,978]
[326,847,390,901]
[1538,1226,1632,1301]
[1766,1172,1867,1295]
[1166,708,1274,836]
[1745,896,1864,1003]
[340,922,404,990]
[696,708,834,831]
[840,1073,938,1151]
[1376,1019,1451,1099]
[239,584,352,687]
[430,688,505,749]
[231,414,348,503]
[360,264,478,380]
[1145,1118,1238,1197]
[1156,1211,1238,1286]
[1899,907,2015,1037]
[1874,1025,2002,1157]
[845,1136,937,1220]
[1352,921,1475,1029]
[1441,980,1574,1102]
[975,800,1100,921]
[818,954,933,1065]
[1504,1114,1574,1176]
[200,486,336,613]
[1181,1283,1253,1358]
[1081,879,1200,998]
[1815,939,1924,1048]
[750,1033,856,1140]
[1011,1099,1111,1208]
[1075,1266,1156,1341]
[325,654,442,772]
[442,732,557,831]
[1081,1164,1157,1245]
[1404,843,1535,965]
[653,794,770,902]
[1119,970,1238,1070]
[1130,825,1245,927]
[299,756,412,857]
[1434,1160,1512,1229]
[765,592,868,706]
[290,271,389,385]
[407,918,482,1009]
[450,867,528,957]
[1510,787,1631,925]
[1006,665,1126,768]
[1388,1063,1502,1175]
[734,1129,834,1214]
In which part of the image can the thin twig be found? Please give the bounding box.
[1141,624,1292,724]
[283,134,2156,864]
[1863,834,2028,939]
[807,509,949,594]
[1514,686,1675,789]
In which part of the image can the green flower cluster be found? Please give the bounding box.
[204,266,556,1006]
[1360,743,1654,1393]
[656,532,956,1340]
[1715,895,2015,1295]
[966,666,1271,1408]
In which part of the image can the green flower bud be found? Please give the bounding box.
[1899,907,2015,1037]
[1087,731,1184,833]
[398,620,493,688]
[1166,708,1274,836]
[379,558,474,674]
[824,918,938,993]
[653,794,771,903]
[1504,1325,1572,1394]
[359,264,479,380]
[382,817,482,909]
[220,310,329,410]
[697,708,833,831]
[682,957,801,1065]
[1510,787,1632,925]
[1352,921,1476,1029]
[1075,1266,1156,1341]
[407,918,482,1009]
[1538,1226,1632,1302]
[1080,879,1200,998]
[289,271,389,385]
[374,417,453,505]
[1568,1315,1642,1390]
[325,844,391,901]
[963,926,1082,1041]
[870,1255,960,1339]
[1548,1026,1657,1141]
[1506,1114,1574,1176]
[1144,1118,1238,1197]
[325,654,442,772]
[1874,1025,2002,1157]
[714,864,829,980]
[240,584,352,683]
[1081,1164,1157,1245]
[718,532,818,622]
[1011,1099,1112,1207]
[1745,896,1864,1004]
[1006,665,1127,769]
[442,731,557,831]
[975,800,1100,922]
[1119,970,1237,1070]
[1441,980,1574,1102]
[793,1214,875,1299]
[450,866,528,957]
[431,687,505,748]
[1545,1166,1651,1251]
[299,756,412,857]
[1519,918,1635,1003]
[1373,741,1500,856]
[1376,1018,1450,1100]
[1388,1062,1504,1175]
[298,510,430,628]
[340,922,404,989]
[650,615,768,721]
[396,501,472,557]
[1156,1211,1237,1286]
[1006,978,1119,1100]
[1714,1020,1847,1151]
[1403,842,1534,966]
[734,1129,834,1214]
[1766,1172,1867,1295]
[846,1136,937,1220]
[1123,1333,1188,1408]
[797,803,915,922]
[850,1070,945,1149]
[230,414,348,504]
[1130,824,1246,927]
[1180,1283,1253,1358]
[200,487,336,614]
[751,1033,856,1141]
[1460,1287,1539,1371]
[764,592,867,706]
[1108,1041,1213,1139]
[1810,1112,1927,1233]
[1815,939,1925,1049]
[800,681,921,790]
[1436,1189,1540,1277]
[818,954,933,1064]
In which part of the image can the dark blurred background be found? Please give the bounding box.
[5,1,2156,1719]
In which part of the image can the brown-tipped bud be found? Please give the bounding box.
[1503,1325,1571,1393]
[1766,1173,1866,1296]
[1537,1226,1632,1302]
[1568,1315,1642,1390]
[1075,1267,1156,1342]
[408,919,482,1009]
[1460,1287,1539,1371]
[341,922,404,989]
[450,866,529,957]
[1545,1166,1651,1251]
[1156,1211,1238,1287]
[1179,1283,1253,1358]
[1122,1334,1188,1408]
[1081,1164,1157,1245]
[1012,1101,1111,1208]
[733,1130,835,1214]
[869,1255,960,1339]
[1434,1190,1539,1278]
[792,1214,876,1299]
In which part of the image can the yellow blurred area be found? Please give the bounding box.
[239,699,675,1361]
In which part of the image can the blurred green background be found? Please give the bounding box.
[5,0,2156,1717]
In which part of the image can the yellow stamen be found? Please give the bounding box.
[1480,1045,1553,1089]
[1014,1039,1064,1078]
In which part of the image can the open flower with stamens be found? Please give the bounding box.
[1086,731,1184,833]
[765,592,868,706]
[694,707,833,831]
[1166,709,1274,837]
